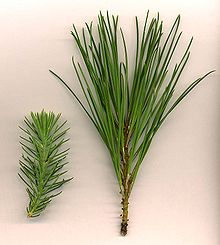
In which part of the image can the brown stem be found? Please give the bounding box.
[120,121,130,236]
[121,187,129,236]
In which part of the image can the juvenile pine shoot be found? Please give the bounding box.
[50,12,214,235]
[19,110,72,218]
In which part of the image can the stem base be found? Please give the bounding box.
[121,222,128,236]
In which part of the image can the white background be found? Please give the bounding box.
[0,0,219,244]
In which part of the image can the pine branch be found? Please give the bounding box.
[19,110,73,218]
[50,11,214,235]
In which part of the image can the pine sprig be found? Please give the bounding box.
[19,110,73,218]
[50,11,214,235]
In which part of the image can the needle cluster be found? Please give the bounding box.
[50,11,213,235]
[19,110,72,217]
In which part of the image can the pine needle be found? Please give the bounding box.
[50,11,214,235]
[19,110,73,218]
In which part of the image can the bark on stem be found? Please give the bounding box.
[121,187,129,235]
[120,121,130,236]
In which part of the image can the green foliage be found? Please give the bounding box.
[19,110,72,218]
[50,11,214,234]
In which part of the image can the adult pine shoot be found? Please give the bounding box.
[50,12,214,235]
[19,111,72,217]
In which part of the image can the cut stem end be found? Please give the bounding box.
[121,222,128,236]
[27,212,33,218]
